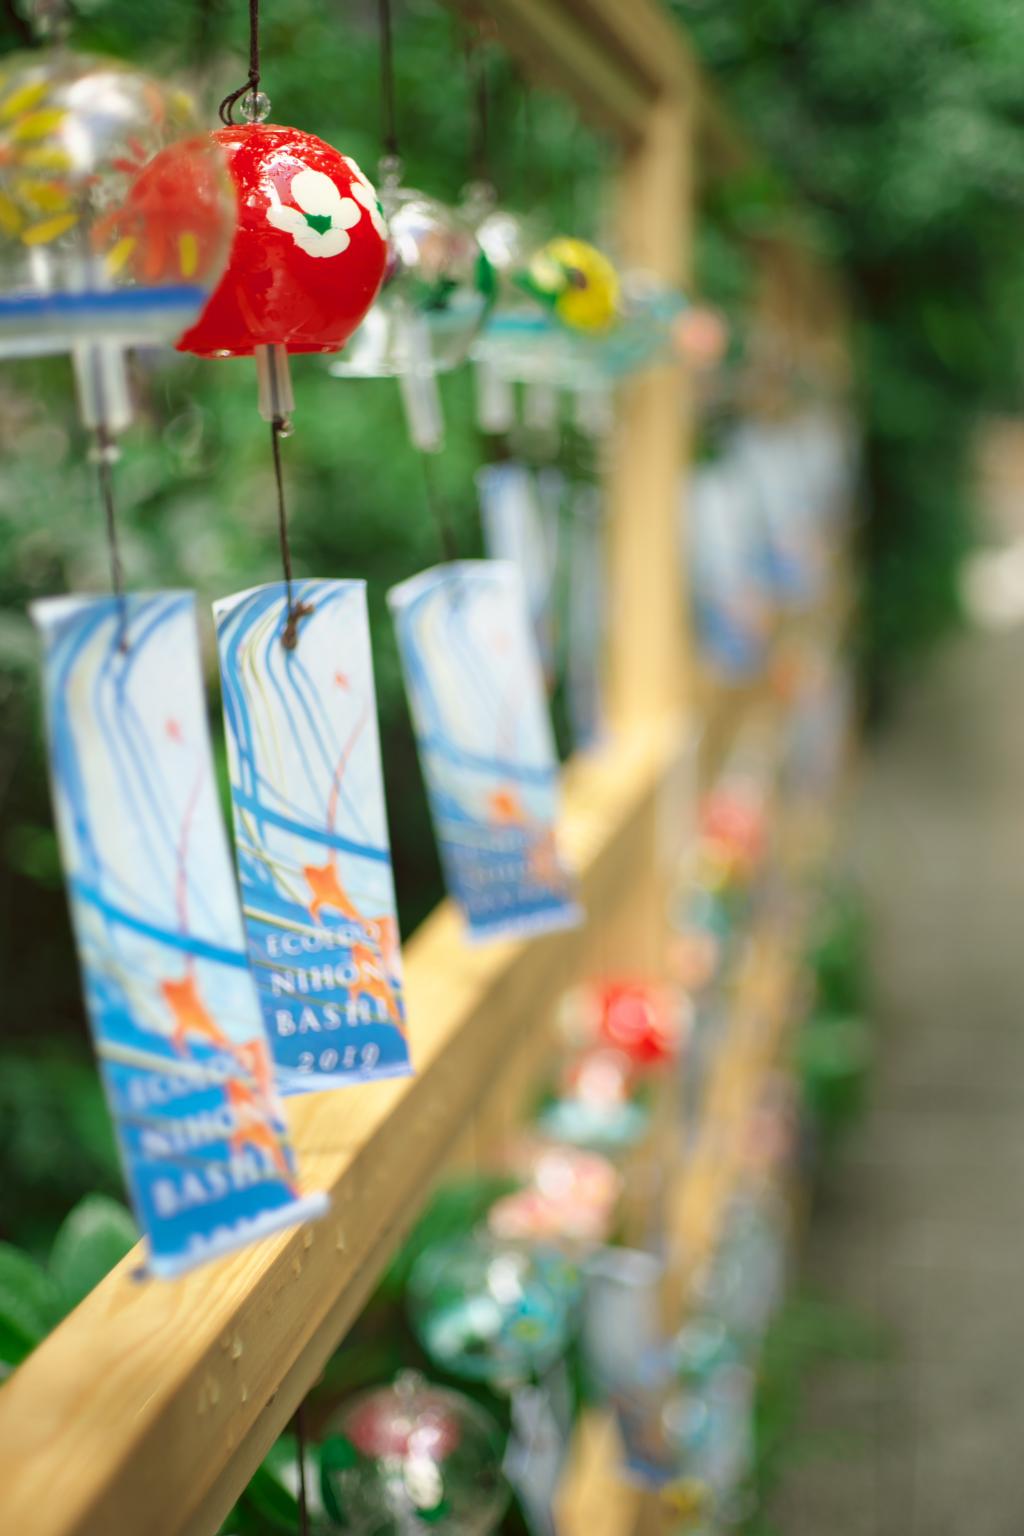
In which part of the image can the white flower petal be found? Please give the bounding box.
[333,195,362,233]
[266,203,308,238]
[350,179,387,238]
[289,167,345,218]
[293,224,352,258]
[265,170,361,258]
[344,157,388,238]
[343,155,370,187]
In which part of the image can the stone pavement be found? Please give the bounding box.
[769,624,1024,1536]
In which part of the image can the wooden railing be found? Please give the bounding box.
[0,718,689,1536]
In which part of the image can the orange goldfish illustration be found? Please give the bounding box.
[234,1038,275,1102]
[303,857,366,926]
[303,703,372,927]
[162,970,230,1054]
[527,827,562,889]
[489,786,530,827]
[350,940,405,1031]
[373,913,402,984]
[159,749,227,1051]
[291,696,407,1032]
[90,137,227,285]
[487,785,561,888]
[224,1077,293,1184]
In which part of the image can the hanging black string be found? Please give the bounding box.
[420,450,460,569]
[271,417,312,649]
[377,0,457,575]
[191,0,221,70]
[295,1400,310,1536]
[466,28,490,186]
[2,0,35,47]
[95,427,129,652]
[219,0,261,125]
[377,0,399,159]
[517,80,534,206]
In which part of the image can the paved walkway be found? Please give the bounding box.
[770,623,1024,1536]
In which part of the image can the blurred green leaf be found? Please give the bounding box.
[49,1195,138,1315]
[319,1433,358,1528]
[676,0,1024,691]
[798,1014,873,1147]
[0,1242,61,1370]
[379,1175,519,1300]
[233,1460,301,1536]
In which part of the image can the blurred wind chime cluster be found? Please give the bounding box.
[327,383,863,1536]
[277,506,858,1534]
[256,663,858,1535]
[464,60,729,756]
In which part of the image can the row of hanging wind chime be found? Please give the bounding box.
[3,0,725,1283]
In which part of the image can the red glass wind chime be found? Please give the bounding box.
[180,0,388,643]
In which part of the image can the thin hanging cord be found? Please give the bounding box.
[466,30,490,185]
[2,0,34,46]
[271,418,312,649]
[378,0,456,576]
[219,0,261,125]
[419,451,459,567]
[95,427,128,651]
[219,8,309,648]
[516,76,534,207]
[295,1401,310,1536]
[191,0,221,69]
[377,0,399,159]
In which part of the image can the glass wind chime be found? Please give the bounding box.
[0,35,234,633]
[178,0,388,645]
[455,50,626,763]
[328,0,494,459]
[321,1372,511,1536]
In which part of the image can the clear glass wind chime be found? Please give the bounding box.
[329,0,495,465]
[0,0,236,633]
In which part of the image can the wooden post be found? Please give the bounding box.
[606,86,694,730]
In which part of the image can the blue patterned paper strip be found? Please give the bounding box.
[33,591,325,1279]
[214,580,412,1094]
[477,462,559,679]
[388,560,581,941]
[566,484,606,752]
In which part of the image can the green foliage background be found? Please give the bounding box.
[677,0,1024,697]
